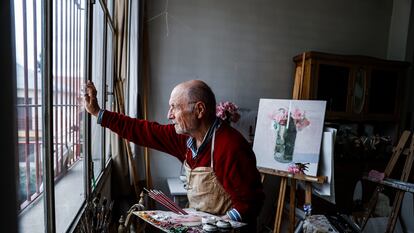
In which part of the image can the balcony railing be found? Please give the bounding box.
[15,0,85,213]
[17,100,84,211]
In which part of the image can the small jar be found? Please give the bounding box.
[201,216,217,225]
[203,223,218,232]
[216,220,232,232]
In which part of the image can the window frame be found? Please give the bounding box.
[12,0,118,231]
[89,0,116,186]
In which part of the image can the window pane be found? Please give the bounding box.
[15,0,45,232]
[105,24,114,163]
[53,0,86,231]
[107,0,114,19]
[127,0,139,157]
[127,0,139,117]
[16,0,87,232]
[91,2,105,180]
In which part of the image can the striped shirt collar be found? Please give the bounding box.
[187,117,221,158]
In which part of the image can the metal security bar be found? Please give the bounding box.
[16,0,85,212]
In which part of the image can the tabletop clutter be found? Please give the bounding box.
[136,188,246,232]
[135,209,245,233]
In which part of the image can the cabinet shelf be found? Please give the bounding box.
[292,51,410,123]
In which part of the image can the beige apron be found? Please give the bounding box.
[184,130,233,215]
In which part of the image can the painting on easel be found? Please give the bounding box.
[253,99,326,176]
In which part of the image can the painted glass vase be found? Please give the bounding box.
[274,117,297,163]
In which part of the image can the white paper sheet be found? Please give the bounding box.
[313,127,336,204]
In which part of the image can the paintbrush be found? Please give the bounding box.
[144,188,188,215]
[145,189,182,214]
[151,189,188,215]
[153,189,188,215]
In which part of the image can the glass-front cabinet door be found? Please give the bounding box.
[352,66,367,115]
[366,68,401,120]
[315,62,352,119]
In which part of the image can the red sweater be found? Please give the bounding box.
[101,111,264,220]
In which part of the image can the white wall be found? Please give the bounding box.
[139,0,414,230]
[387,0,412,60]
[144,0,394,191]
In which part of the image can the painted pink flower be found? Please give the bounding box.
[291,108,304,120]
[288,165,300,174]
[271,106,310,131]
[272,108,288,126]
[296,118,310,131]
[288,163,309,174]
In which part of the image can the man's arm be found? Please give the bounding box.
[83,81,188,160]
[100,110,188,158]
[216,132,265,222]
[223,150,264,221]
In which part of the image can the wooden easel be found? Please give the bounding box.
[259,167,326,233]
[360,130,414,233]
[261,52,325,233]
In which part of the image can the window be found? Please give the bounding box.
[52,0,86,231]
[105,22,115,163]
[91,1,105,180]
[14,0,87,232]
[14,0,46,231]
[91,0,116,176]
[126,0,139,118]
[14,0,117,231]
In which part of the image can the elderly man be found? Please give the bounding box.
[84,80,264,231]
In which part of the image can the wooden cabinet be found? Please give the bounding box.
[292,51,410,214]
[292,51,409,122]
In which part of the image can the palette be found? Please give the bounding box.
[134,209,246,232]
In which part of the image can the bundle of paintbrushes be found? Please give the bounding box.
[144,188,188,215]
[78,193,114,233]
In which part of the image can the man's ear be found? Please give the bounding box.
[194,102,206,119]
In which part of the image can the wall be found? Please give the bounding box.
[145,0,393,189]
[141,0,414,229]
[404,0,414,130]
[387,0,412,61]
